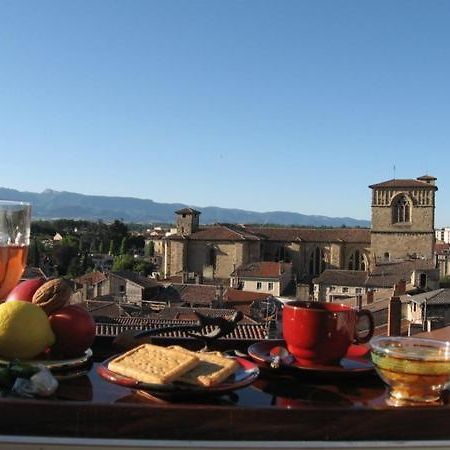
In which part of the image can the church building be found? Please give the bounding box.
[162,176,438,287]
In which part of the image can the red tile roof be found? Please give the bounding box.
[167,223,370,244]
[313,270,369,287]
[188,224,260,241]
[95,316,268,340]
[172,284,217,305]
[245,226,371,243]
[435,242,450,254]
[111,271,161,289]
[225,288,273,303]
[233,261,291,279]
[368,178,437,190]
[74,271,107,285]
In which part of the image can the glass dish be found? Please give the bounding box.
[370,336,450,406]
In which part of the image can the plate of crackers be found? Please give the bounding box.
[97,343,259,397]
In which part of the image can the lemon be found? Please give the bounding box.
[0,301,55,359]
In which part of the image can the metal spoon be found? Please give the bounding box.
[269,346,295,369]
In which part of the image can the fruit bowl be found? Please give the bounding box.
[370,336,450,406]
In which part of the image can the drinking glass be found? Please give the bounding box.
[0,201,31,300]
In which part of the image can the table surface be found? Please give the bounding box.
[0,335,449,442]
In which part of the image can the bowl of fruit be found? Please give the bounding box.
[370,336,450,406]
[0,278,96,363]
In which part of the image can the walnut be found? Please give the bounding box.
[32,278,72,315]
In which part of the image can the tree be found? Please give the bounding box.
[67,256,82,278]
[53,244,78,276]
[112,254,135,272]
[89,238,97,253]
[108,239,117,256]
[133,260,155,276]
[28,238,41,267]
[109,220,128,242]
[120,237,128,255]
[128,235,145,251]
[145,241,155,257]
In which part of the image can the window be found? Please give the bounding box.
[342,287,349,293]
[392,195,411,224]
[268,282,274,291]
[355,288,362,294]
[419,273,427,288]
[348,249,367,271]
[256,281,262,290]
[309,247,326,276]
[208,247,217,269]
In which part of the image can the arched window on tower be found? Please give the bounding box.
[309,247,326,276]
[208,246,217,269]
[392,195,411,224]
[348,249,367,271]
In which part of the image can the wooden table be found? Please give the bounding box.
[0,336,449,449]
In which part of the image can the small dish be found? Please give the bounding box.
[370,336,450,406]
[0,348,93,372]
[248,341,373,377]
[97,356,259,398]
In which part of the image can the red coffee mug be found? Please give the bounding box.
[282,301,374,366]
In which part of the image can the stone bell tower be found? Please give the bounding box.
[369,175,437,264]
[175,208,201,235]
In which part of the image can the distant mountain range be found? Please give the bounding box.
[0,187,370,228]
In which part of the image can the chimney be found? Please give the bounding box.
[82,283,88,301]
[356,294,363,310]
[388,296,402,336]
[366,290,374,304]
[393,279,406,296]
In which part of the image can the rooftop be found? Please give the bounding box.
[232,261,292,279]
[409,288,450,306]
[369,177,438,190]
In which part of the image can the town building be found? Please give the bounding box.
[435,227,450,244]
[313,259,440,302]
[230,261,293,296]
[435,242,450,278]
[369,175,437,263]
[163,175,439,290]
[407,288,450,331]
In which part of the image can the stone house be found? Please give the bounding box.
[73,271,108,300]
[407,289,450,330]
[93,271,162,307]
[313,270,369,302]
[435,242,450,278]
[230,261,293,296]
[313,259,439,303]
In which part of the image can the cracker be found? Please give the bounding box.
[108,343,199,385]
[168,346,239,387]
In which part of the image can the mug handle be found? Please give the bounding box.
[354,309,375,344]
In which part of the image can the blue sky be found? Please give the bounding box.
[1,0,449,226]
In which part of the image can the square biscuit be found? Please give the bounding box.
[108,343,199,385]
[168,346,239,387]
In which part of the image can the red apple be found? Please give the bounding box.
[49,305,96,358]
[5,278,46,302]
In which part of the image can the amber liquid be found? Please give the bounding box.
[0,245,28,300]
